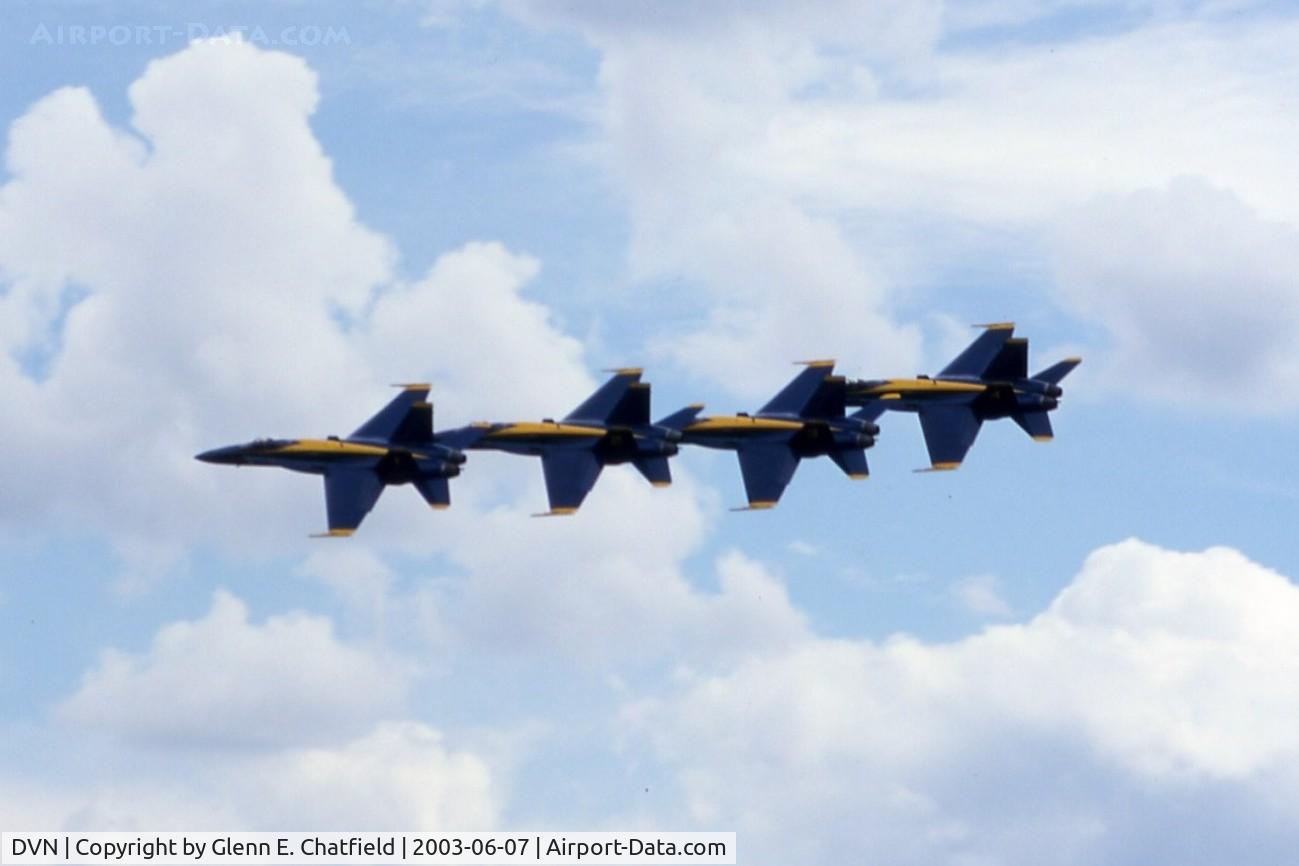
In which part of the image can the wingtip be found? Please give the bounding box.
[650,481,672,488]
[972,321,1015,330]
[914,462,961,473]
[731,500,778,512]
[532,507,578,518]
[429,503,451,510]
[602,366,644,376]
[848,473,869,480]
[310,528,356,538]
[1031,435,1054,442]
[390,382,432,391]
[793,358,836,367]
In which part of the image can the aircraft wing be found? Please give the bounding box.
[539,449,605,515]
[917,405,983,470]
[735,442,802,509]
[320,468,386,536]
[351,386,432,443]
[938,324,1015,378]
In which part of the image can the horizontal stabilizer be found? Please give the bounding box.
[351,387,432,443]
[1034,357,1081,385]
[565,371,642,424]
[917,405,983,469]
[413,475,451,509]
[322,468,386,534]
[656,404,705,431]
[540,449,604,512]
[736,442,801,508]
[633,455,672,487]
[829,447,869,479]
[939,324,1015,378]
[1013,410,1054,441]
[437,424,490,450]
[852,403,887,422]
[759,363,835,416]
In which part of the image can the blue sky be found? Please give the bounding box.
[3,1,1299,862]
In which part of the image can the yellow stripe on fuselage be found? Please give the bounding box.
[274,439,390,457]
[685,416,805,433]
[854,378,987,397]
[485,422,606,439]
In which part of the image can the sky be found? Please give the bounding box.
[2,1,1299,862]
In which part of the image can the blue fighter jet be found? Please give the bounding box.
[845,323,1080,470]
[461,369,701,516]
[681,361,878,510]
[197,385,480,536]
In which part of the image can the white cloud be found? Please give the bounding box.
[515,5,1299,403]
[0,721,498,830]
[950,573,1012,617]
[514,2,930,395]
[59,589,412,749]
[626,539,1299,863]
[408,467,807,667]
[246,721,497,829]
[1052,177,1299,409]
[0,37,613,566]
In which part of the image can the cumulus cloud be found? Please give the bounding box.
[513,5,1299,401]
[1052,177,1299,409]
[0,721,498,830]
[0,36,620,568]
[949,572,1012,618]
[513,1,930,394]
[58,589,412,748]
[625,539,1299,863]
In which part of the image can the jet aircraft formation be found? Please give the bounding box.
[197,323,1080,535]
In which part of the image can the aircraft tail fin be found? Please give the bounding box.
[351,385,432,443]
[607,381,651,427]
[633,455,672,487]
[938,323,1015,378]
[413,475,451,509]
[1013,410,1054,441]
[829,447,870,479]
[759,361,835,416]
[983,337,1028,382]
[1034,357,1081,385]
[564,369,642,423]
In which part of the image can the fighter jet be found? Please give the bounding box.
[681,361,878,510]
[845,323,1080,471]
[462,369,701,516]
[196,384,479,536]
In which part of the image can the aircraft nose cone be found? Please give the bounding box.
[195,445,245,465]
